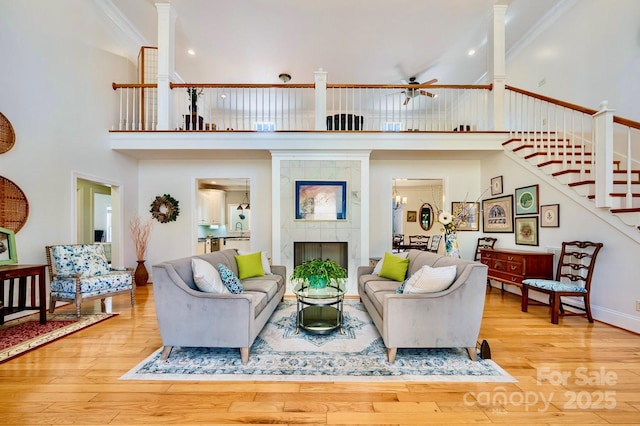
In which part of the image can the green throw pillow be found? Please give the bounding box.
[235,251,265,280]
[379,252,410,282]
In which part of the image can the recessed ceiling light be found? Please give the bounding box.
[468,49,476,56]
[220,94,227,99]
[187,49,195,55]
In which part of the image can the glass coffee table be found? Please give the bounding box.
[294,282,345,335]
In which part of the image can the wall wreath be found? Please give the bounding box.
[150,194,180,223]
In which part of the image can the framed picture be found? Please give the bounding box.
[295,181,347,221]
[515,184,539,215]
[0,226,18,265]
[540,204,560,227]
[407,211,417,222]
[491,176,503,196]
[515,216,539,246]
[482,195,514,233]
[451,201,480,231]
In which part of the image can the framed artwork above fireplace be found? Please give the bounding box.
[295,181,347,221]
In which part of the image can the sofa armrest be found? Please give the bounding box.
[270,265,286,281]
[357,265,375,279]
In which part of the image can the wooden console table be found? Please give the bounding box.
[479,248,554,292]
[0,264,47,325]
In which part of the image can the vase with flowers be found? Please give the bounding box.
[129,214,153,286]
[437,210,461,258]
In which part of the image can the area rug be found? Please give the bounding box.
[0,312,116,363]
[121,300,515,382]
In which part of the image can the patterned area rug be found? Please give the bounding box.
[0,312,116,363]
[122,300,515,382]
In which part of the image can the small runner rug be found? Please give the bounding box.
[122,300,515,382]
[0,312,116,363]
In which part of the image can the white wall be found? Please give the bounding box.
[481,152,640,332]
[138,159,272,272]
[0,1,139,269]
[507,0,640,120]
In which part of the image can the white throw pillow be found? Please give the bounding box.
[403,265,457,294]
[238,250,272,275]
[192,258,229,293]
[372,251,409,275]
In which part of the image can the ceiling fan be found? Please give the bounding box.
[400,77,438,105]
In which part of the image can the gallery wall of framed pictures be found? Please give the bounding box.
[484,176,561,246]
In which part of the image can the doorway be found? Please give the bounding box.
[74,174,123,266]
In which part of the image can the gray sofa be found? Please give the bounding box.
[152,249,286,363]
[357,249,488,363]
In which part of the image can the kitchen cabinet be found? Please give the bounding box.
[197,189,225,225]
[222,238,251,252]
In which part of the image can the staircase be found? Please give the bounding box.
[503,135,640,237]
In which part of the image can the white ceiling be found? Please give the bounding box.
[106,0,562,86]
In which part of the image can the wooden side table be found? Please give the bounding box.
[480,248,553,292]
[0,264,47,325]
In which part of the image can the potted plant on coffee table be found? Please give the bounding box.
[290,258,347,289]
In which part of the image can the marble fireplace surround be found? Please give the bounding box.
[271,151,370,296]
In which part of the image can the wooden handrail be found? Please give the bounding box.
[613,116,640,131]
[170,82,315,89]
[507,85,640,131]
[328,83,493,90]
[112,83,157,90]
[506,85,598,115]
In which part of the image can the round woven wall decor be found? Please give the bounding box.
[0,176,29,233]
[0,112,16,154]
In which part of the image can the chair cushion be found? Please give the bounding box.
[50,272,132,299]
[403,265,457,294]
[217,263,244,294]
[523,279,587,293]
[51,244,110,277]
[235,252,265,280]
[192,258,228,294]
[378,252,410,282]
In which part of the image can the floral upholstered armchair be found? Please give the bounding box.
[45,244,135,317]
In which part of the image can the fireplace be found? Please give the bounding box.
[294,242,348,276]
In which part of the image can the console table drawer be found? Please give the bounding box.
[489,270,523,285]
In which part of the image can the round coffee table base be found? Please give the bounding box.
[296,305,344,335]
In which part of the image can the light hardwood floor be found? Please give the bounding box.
[0,284,639,425]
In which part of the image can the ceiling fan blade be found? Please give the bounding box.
[422,78,438,85]
[419,90,436,98]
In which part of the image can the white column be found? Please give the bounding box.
[593,101,615,208]
[314,69,328,130]
[487,5,507,131]
[156,3,175,130]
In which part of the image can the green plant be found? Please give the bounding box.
[290,258,347,288]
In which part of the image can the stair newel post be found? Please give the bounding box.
[592,101,615,208]
[625,128,633,208]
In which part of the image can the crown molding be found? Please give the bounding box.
[93,0,149,62]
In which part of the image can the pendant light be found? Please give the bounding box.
[237,179,250,211]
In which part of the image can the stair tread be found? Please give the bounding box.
[611,208,640,213]
[569,180,640,186]
[587,193,640,199]
[525,152,592,159]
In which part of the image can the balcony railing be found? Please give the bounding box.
[111,81,493,132]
